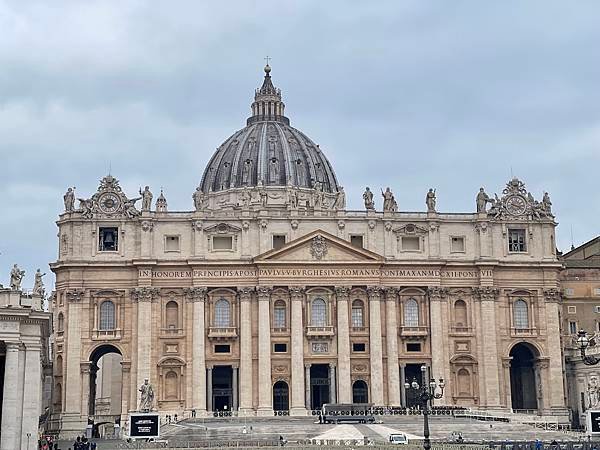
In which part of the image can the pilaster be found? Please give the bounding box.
[384,287,400,406]
[1,342,21,450]
[367,286,384,405]
[427,286,448,405]
[257,286,273,415]
[474,286,501,408]
[335,286,351,404]
[131,287,159,390]
[290,286,307,415]
[185,287,208,413]
[543,288,567,411]
[238,286,254,413]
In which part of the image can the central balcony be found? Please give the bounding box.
[306,325,335,339]
[399,326,429,338]
[208,326,238,340]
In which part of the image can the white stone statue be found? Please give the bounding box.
[589,377,600,409]
[138,379,155,411]
[426,188,436,212]
[381,187,397,212]
[542,192,552,215]
[476,187,490,213]
[193,187,205,211]
[335,187,346,210]
[287,187,299,209]
[63,187,75,213]
[9,264,25,291]
[33,269,46,296]
[139,186,153,212]
[363,187,374,210]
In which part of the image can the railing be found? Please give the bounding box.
[208,327,238,339]
[400,326,429,337]
[306,325,335,337]
[350,326,368,334]
[510,327,537,337]
[450,326,472,334]
[160,327,184,337]
[92,328,122,340]
[271,327,289,334]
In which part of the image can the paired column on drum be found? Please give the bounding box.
[257,286,273,414]
[238,287,254,413]
[131,287,159,390]
[290,286,307,415]
[367,286,384,405]
[335,286,351,404]
[384,288,401,406]
[185,287,208,414]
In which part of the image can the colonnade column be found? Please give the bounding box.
[427,287,448,406]
[335,286,351,404]
[543,289,567,411]
[131,287,159,390]
[238,287,254,414]
[305,364,311,410]
[367,286,384,405]
[290,287,307,415]
[384,287,401,406]
[206,367,213,412]
[185,287,208,414]
[21,344,42,450]
[257,286,273,415]
[80,362,91,417]
[120,361,131,420]
[232,365,239,411]
[399,363,406,406]
[1,342,21,449]
[474,286,501,408]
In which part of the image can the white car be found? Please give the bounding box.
[388,433,409,445]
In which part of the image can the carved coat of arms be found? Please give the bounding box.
[310,235,328,260]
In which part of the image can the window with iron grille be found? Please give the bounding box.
[99,300,116,330]
[273,300,286,328]
[311,298,327,326]
[214,299,231,327]
[351,300,364,327]
[404,298,419,327]
[508,229,527,252]
[569,321,578,335]
[513,299,529,329]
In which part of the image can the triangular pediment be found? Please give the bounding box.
[255,229,383,263]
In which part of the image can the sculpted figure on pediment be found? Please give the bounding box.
[363,187,374,210]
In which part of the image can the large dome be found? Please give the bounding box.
[199,65,340,194]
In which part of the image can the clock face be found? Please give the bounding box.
[505,194,527,216]
[98,192,121,214]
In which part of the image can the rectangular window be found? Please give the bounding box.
[165,235,180,252]
[98,227,118,252]
[272,235,286,250]
[213,236,233,250]
[569,321,578,335]
[564,288,574,297]
[595,306,600,314]
[352,342,366,352]
[214,344,230,353]
[402,236,420,251]
[508,229,527,252]
[595,288,600,296]
[567,305,577,314]
[406,343,421,352]
[273,306,286,328]
[450,236,465,253]
[350,235,364,248]
[273,343,287,353]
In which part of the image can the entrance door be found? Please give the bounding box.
[404,364,425,408]
[212,366,233,411]
[352,380,368,403]
[273,381,289,411]
[510,343,538,411]
[310,364,330,409]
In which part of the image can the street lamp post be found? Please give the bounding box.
[404,365,445,450]
[576,329,600,366]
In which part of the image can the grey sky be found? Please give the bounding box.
[1,1,599,289]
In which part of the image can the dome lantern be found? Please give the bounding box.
[248,64,288,125]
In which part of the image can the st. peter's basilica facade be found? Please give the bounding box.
[50,65,567,436]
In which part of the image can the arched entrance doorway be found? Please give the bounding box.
[509,343,539,411]
[310,364,330,409]
[88,344,123,437]
[352,380,368,403]
[273,381,289,411]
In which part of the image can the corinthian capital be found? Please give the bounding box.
[335,286,350,300]
[66,289,85,302]
[289,286,305,300]
[237,286,255,301]
[184,286,208,303]
[383,287,399,300]
[427,286,448,301]
[257,285,273,300]
[130,287,159,303]
[367,286,382,300]
[543,288,561,303]
[473,286,499,302]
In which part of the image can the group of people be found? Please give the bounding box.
[70,436,97,450]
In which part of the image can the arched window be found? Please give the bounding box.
[215,299,231,327]
[352,380,369,403]
[514,299,529,329]
[57,312,64,332]
[454,300,468,327]
[56,355,63,376]
[55,383,62,410]
[273,300,286,328]
[404,298,419,327]
[351,300,364,328]
[457,368,471,396]
[166,301,179,329]
[165,371,178,400]
[99,301,116,330]
[311,298,327,327]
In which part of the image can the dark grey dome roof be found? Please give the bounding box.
[199,66,340,194]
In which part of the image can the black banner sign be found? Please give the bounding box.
[129,413,160,439]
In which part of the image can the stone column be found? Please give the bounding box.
[367,286,384,405]
[474,286,501,408]
[400,363,406,407]
[80,362,91,417]
[543,289,567,411]
[64,290,84,422]
[131,287,159,389]
[21,344,42,450]
[121,361,131,419]
[384,288,401,406]
[185,287,208,413]
[290,287,307,415]
[427,287,448,406]
[335,286,351,404]
[238,287,254,414]
[329,364,337,404]
[1,342,21,450]
[207,367,213,412]
[257,286,273,415]
[305,364,311,410]
[232,365,239,411]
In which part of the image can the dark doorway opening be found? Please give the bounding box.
[273,380,289,411]
[352,380,368,403]
[88,344,123,438]
[310,364,330,409]
[404,364,425,408]
[212,365,233,411]
[510,343,538,411]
